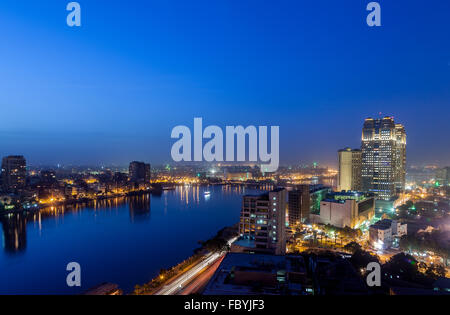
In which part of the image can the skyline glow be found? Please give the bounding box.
[0,0,449,167]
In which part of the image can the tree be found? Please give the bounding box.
[350,249,380,270]
[382,253,419,282]
[344,242,362,254]
[425,264,447,280]
[200,237,229,252]
[395,200,415,219]
[399,234,421,253]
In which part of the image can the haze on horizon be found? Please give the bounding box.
[0,1,449,168]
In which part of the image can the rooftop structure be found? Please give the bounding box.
[203,252,309,295]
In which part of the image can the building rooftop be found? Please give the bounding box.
[244,188,285,199]
[233,238,256,249]
[338,148,361,152]
[370,219,394,230]
[203,253,307,295]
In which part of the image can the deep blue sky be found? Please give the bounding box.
[0,0,449,167]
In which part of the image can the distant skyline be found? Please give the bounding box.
[1,1,449,167]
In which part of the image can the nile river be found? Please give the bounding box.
[0,185,267,294]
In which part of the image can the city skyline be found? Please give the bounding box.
[1,0,449,299]
[1,1,449,167]
[2,114,449,169]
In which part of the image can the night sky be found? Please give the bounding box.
[0,0,449,167]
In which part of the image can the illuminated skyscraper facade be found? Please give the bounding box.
[361,117,406,200]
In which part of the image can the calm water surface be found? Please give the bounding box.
[0,185,266,294]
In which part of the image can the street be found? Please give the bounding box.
[153,236,238,295]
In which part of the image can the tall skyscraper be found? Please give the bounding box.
[361,117,406,200]
[338,148,362,192]
[1,156,27,192]
[239,188,287,255]
[394,124,407,193]
[128,161,151,183]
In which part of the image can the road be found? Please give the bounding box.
[180,255,225,295]
[153,236,238,295]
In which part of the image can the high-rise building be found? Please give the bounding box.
[338,148,361,191]
[361,117,406,200]
[394,124,407,193]
[128,161,151,183]
[1,156,27,192]
[288,186,310,226]
[238,188,287,255]
[338,148,362,191]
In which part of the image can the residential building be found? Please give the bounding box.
[237,188,287,255]
[369,219,407,249]
[128,161,151,183]
[369,221,392,249]
[1,156,27,192]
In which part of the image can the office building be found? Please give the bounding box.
[128,161,151,183]
[237,188,287,255]
[1,156,27,192]
[288,184,331,226]
[394,124,407,193]
[361,117,406,200]
[338,148,362,191]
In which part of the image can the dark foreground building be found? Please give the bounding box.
[203,253,310,295]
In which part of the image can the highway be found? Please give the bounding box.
[154,236,238,295]
[180,255,225,295]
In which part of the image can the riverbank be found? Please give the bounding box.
[132,225,238,295]
[1,184,256,294]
